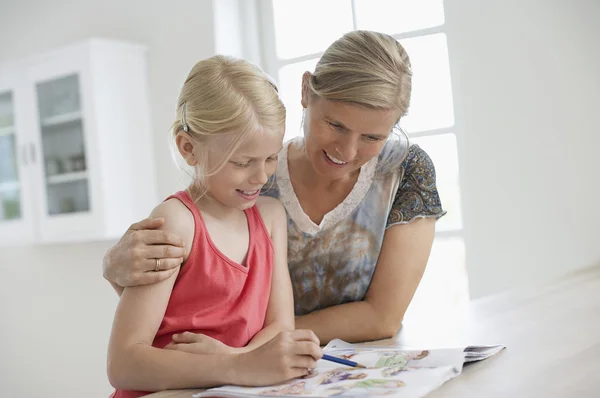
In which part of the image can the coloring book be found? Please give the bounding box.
[193,339,504,397]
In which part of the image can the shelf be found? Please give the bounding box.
[0,180,20,192]
[46,171,88,185]
[0,125,14,136]
[40,111,82,127]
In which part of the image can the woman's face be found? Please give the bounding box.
[301,73,402,180]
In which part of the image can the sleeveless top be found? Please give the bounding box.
[111,190,275,398]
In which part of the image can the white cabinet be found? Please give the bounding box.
[0,39,157,245]
[0,68,36,243]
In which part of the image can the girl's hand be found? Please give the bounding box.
[164,332,235,355]
[235,330,323,386]
[103,217,186,287]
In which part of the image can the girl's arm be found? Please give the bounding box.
[107,200,238,390]
[108,269,242,390]
[108,199,322,391]
[294,218,436,344]
[241,197,297,352]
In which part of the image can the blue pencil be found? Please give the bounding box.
[321,354,366,368]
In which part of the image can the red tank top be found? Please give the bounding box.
[111,191,274,398]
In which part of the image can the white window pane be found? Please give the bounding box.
[399,33,454,132]
[278,59,319,141]
[355,0,445,35]
[412,133,462,231]
[404,236,469,325]
[271,0,354,60]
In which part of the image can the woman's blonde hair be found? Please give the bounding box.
[171,55,285,198]
[307,30,412,171]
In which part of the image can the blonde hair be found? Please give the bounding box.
[309,30,412,115]
[171,55,285,198]
[307,31,412,172]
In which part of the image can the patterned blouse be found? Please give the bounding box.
[261,137,446,316]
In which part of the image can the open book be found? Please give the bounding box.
[193,339,505,397]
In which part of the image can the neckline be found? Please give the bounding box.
[183,191,251,273]
[276,137,378,235]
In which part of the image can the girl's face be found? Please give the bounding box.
[179,125,284,211]
[301,73,402,180]
[205,127,284,210]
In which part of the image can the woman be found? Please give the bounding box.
[102,30,445,345]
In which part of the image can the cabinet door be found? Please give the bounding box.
[27,52,103,242]
[0,69,36,244]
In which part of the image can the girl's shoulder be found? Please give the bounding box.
[254,196,285,237]
[149,194,196,260]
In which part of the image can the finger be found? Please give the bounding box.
[137,268,178,285]
[134,257,182,274]
[164,343,185,352]
[289,367,310,379]
[140,257,183,274]
[128,217,165,231]
[172,332,199,343]
[165,343,198,355]
[290,329,320,346]
[164,342,176,350]
[292,355,319,370]
[141,230,185,247]
[145,243,186,260]
[294,341,323,360]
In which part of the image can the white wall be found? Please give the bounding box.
[0,0,216,396]
[445,0,600,298]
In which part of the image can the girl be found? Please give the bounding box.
[107,55,322,398]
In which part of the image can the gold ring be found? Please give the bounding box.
[155,258,161,272]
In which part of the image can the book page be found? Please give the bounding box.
[194,339,504,398]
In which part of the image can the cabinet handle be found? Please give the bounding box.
[21,145,29,165]
[29,143,36,164]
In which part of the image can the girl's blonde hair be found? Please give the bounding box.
[307,30,412,172]
[171,55,285,198]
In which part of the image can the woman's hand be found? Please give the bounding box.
[102,217,186,287]
[235,330,323,386]
[164,332,236,355]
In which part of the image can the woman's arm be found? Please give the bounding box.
[295,218,435,344]
[242,198,296,351]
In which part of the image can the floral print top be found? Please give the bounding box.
[261,138,446,315]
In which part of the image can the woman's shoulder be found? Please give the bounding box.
[260,177,282,200]
[385,143,446,226]
[399,143,436,178]
[376,140,435,180]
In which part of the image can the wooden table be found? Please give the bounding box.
[148,265,600,397]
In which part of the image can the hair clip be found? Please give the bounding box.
[181,102,189,132]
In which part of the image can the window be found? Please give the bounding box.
[257,0,469,321]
